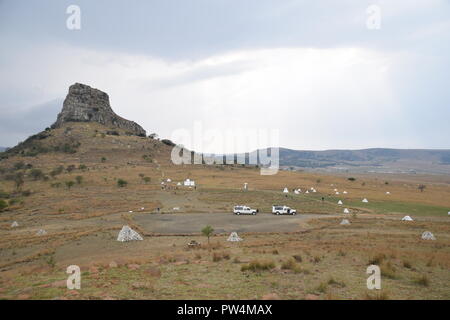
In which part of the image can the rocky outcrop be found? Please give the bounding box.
[52,83,146,136]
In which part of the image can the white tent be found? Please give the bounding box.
[140,207,145,211]
[117,226,143,242]
[402,215,413,221]
[36,229,47,236]
[294,190,300,195]
[310,187,314,190]
[335,192,340,195]
[312,189,317,193]
[161,182,165,185]
[338,200,343,205]
[448,211,450,216]
[243,183,248,190]
[421,231,436,240]
[184,179,195,186]
[166,178,171,182]
[386,191,391,195]
[340,219,350,225]
[11,221,19,228]
[177,182,182,186]
[283,187,289,193]
[343,208,350,214]
[227,232,243,242]
[362,198,369,203]
[334,188,338,192]
[343,191,348,194]
[305,190,309,194]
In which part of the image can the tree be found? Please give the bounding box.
[201,225,214,244]
[418,184,426,192]
[75,176,83,184]
[143,177,151,184]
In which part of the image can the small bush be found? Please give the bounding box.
[0,199,8,211]
[75,176,83,184]
[402,260,412,269]
[368,253,386,265]
[241,260,275,272]
[347,177,356,181]
[117,179,128,187]
[292,255,302,262]
[380,261,397,279]
[65,181,75,189]
[29,168,44,180]
[414,275,429,287]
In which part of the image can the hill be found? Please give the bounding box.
[277,147,450,174]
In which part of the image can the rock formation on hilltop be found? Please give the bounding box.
[52,83,146,136]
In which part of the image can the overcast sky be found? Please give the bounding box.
[0,0,449,152]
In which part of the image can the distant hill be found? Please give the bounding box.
[277,148,450,174]
[0,147,7,152]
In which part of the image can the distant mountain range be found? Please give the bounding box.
[277,148,450,174]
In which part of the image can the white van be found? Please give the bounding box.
[272,205,297,215]
[233,205,258,215]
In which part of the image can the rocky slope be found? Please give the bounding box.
[52,83,146,137]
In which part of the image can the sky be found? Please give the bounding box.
[0,0,449,153]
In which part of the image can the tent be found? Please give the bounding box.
[340,219,350,225]
[335,192,340,195]
[343,208,350,214]
[184,179,195,186]
[305,190,309,194]
[227,232,243,242]
[294,190,300,195]
[338,200,343,205]
[421,231,436,240]
[177,182,182,186]
[402,215,413,221]
[343,191,348,194]
[386,191,391,195]
[334,188,338,192]
[312,189,317,193]
[448,211,450,216]
[166,178,171,182]
[310,187,314,190]
[11,221,19,228]
[283,187,289,193]
[117,226,143,242]
[36,229,47,236]
[362,198,369,203]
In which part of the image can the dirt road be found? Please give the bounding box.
[134,212,332,234]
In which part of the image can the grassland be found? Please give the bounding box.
[0,122,449,300]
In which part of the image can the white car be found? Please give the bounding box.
[272,205,297,215]
[233,205,258,215]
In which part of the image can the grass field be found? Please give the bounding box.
[0,122,449,300]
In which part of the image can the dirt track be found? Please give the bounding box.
[134,212,333,234]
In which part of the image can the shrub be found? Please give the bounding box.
[117,179,128,187]
[65,181,75,189]
[66,165,76,173]
[293,255,302,262]
[402,260,412,269]
[0,199,8,211]
[414,275,429,287]
[13,161,25,170]
[78,164,87,170]
[75,176,83,184]
[143,177,151,184]
[50,166,64,177]
[51,182,61,188]
[101,157,107,163]
[347,177,356,181]
[29,168,44,180]
[368,253,386,265]
[380,261,397,279]
[241,260,275,272]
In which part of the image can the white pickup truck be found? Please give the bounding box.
[272,205,297,215]
[233,205,258,215]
